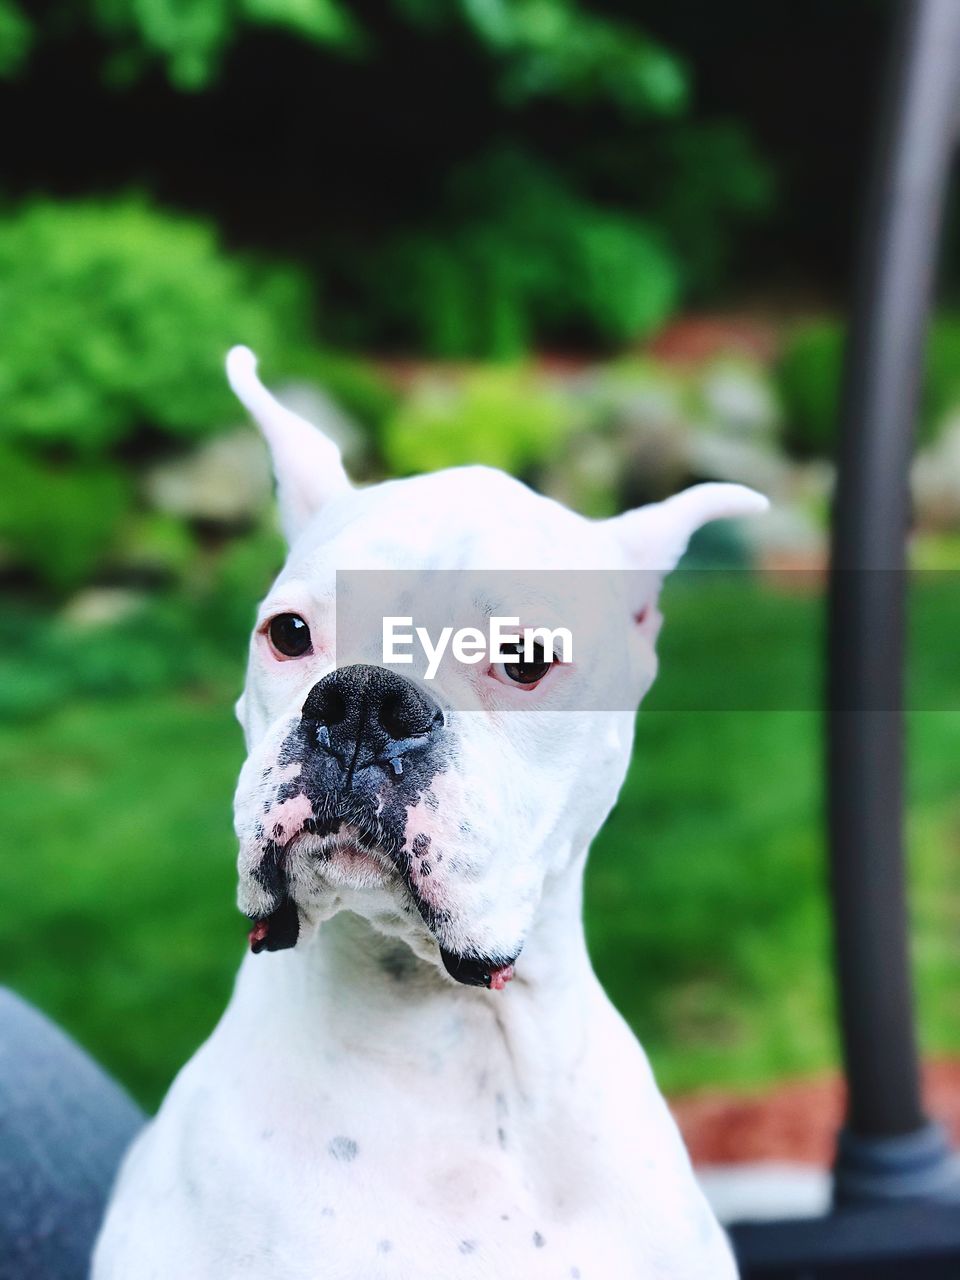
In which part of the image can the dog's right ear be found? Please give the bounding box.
[226,346,351,543]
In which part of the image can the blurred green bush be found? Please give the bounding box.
[0,523,287,723]
[776,322,844,457]
[366,151,682,358]
[0,198,305,451]
[778,316,960,456]
[383,363,578,477]
[0,197,394,592]
[0,445,132,592]
[4,2,771,356]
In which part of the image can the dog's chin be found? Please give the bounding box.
[243,827,520,990]
[243,827,390,952]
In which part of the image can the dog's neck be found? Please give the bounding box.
[232,857,599,1090]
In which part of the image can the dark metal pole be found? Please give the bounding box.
[828,0,960,1204]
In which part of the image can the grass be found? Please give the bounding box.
[2,577,960,1111]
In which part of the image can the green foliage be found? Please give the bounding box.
[383,364,576,476]
[646,120,776,293]
[0,196,327,592]
[0,601,199,722]
[454,0,687,116]
[201,524,286,644]
[776,321,844,457]
[0,445,132,591]
[4,3,770,353]
[117,512,199,582]
[0,529,281,723]
[49,0,685,108]
[779,317,960,457]
[0,0,29,74]
[376,152,680,357]
[92,0,360,89]
[924,317,960,435]
[0,198,307,451]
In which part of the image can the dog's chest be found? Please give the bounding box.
[192,1118,639,1280]
[181,1049,730,1280]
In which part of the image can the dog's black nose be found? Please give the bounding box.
[302,664,444,783]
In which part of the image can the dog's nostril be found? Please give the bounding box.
[379,689,437,740]
[379,692,409,739]
[312,685,348,726]
[302,666,442,771]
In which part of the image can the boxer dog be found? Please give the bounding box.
[93,348,766,1279]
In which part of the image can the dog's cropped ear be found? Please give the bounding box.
[227,346,351,543]
[608,482,768,574]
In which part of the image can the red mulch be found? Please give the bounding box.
[670,1061,960,1166]
[648,313,784,366]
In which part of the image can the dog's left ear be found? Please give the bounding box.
[227,346,351,543]
[608,483,769,571]
[606,483,767,640]
[607,481,768,574]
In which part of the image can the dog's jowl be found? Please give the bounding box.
[93,347,767,1280]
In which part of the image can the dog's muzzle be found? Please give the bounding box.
[247,666,517,988]
[248,665,444,948]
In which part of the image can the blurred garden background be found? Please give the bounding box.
[3,0,960,1131]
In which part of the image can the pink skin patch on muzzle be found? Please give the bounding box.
[488,964,515,991]
[261,792,314,848]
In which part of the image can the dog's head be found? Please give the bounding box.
[228,348,767,988]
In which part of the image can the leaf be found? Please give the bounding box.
[240,0,360,47]
[0,0,31,77]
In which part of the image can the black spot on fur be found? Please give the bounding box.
[420,860,432,876]
[252,840,287,902]
[497,1127,507,1149]
[424,790,439,811]
[379,945,417,982]
[412,832,431,857]
[459,1240,477,1255]
[533,1231,545,1248]
[328,1136,358,1162]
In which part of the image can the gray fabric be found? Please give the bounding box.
[0,989,145,1280]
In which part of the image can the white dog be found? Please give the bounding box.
[93,348,766,1279]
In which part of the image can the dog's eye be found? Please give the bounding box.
[500,642,552,687]
[268,613,313,659]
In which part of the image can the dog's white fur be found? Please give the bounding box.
[93,349,766,1279]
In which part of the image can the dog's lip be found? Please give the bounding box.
[439,946,519,990]
[248,895,300,953]
[296,827,395,880]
